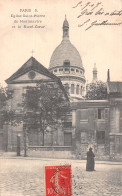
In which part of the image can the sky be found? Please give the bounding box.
[0,0,122,86]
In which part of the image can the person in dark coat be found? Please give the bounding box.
[86,147,95,171]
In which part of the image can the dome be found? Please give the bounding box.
[49,16,84,69]
[49,39,83,69]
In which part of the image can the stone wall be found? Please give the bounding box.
[71,101,110,159]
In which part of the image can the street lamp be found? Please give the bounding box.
[17,133,21,156]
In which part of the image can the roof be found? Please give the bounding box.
[49,40,84,69]
[6,57,59,83]
[108,81,122,97]
[5,56,69,100]
[63,18,69,28]
[71,100,109,109]
[49,17,84,70]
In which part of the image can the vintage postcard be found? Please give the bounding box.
[0,0,122,195]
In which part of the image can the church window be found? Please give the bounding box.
[98,109,104,119]
[63,60,70,66]
[80,71,82,74]
[28,71,36,79]
[81,86,82,95]
[65,68,70,73]
[59,68,63,72]
[76,85,79,94]
[71,84,74,94]
[71,68,75,72]
[76,69,79,73]
[97,131,105,144]
[54,69,57,72]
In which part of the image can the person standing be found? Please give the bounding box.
[86,147,95,171]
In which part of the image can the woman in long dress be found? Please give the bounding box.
[86,147,95,171]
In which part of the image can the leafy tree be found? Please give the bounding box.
[85,81,107,100]
[0,85,14,126]
[21,81,70,156]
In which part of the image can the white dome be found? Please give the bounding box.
[49,39,83,69]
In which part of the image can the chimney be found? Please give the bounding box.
[107,69,110,82]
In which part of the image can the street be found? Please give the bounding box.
[0,158,121,196]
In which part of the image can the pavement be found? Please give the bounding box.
[0,153,122,196]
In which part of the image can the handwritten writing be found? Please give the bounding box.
[73,1,122,30]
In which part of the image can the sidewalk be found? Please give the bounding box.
[0,151,122,165]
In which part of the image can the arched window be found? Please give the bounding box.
[71,68,75,72]
[65,68,70,73]
[54,69,57,72]
[76,85,79,94]
[71,84,74,94]
[76,69,79,73]
[81,86,82,95]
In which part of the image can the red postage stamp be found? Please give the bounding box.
[45,165,72,196]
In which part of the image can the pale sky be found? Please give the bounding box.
[0,0,122,86]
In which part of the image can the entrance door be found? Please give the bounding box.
[64,132,72,146]
[0,133,4,150]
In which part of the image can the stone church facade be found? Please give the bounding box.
[0,17,122,160]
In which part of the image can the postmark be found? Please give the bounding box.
[45,165,72,196]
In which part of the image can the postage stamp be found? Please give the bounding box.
[45,165,72,196]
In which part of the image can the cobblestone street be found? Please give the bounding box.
[0,158,121,196]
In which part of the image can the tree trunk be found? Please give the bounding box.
[42,129,44,146]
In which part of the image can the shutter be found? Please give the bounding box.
[105,108,109,119]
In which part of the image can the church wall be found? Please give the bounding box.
[6,80,73,153]
[14,71,51,81]
[6,83,37,151]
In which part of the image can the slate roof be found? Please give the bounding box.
[108,81,122,97]
[6,57,60,83]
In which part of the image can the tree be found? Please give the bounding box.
[85,81,107,100]
[21,81,70,156]
[0,85,14,126]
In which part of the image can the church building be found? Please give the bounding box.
[1,17,122,160]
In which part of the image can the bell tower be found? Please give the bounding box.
[92,63,98,82]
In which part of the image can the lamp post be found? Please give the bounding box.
[17,133,21,156]
[46,126,53,145]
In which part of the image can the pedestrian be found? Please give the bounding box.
[86,147,95,171]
